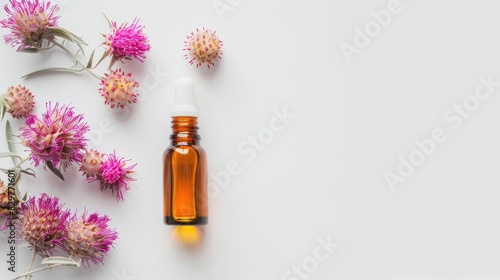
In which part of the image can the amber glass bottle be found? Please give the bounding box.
[164,78,208,225]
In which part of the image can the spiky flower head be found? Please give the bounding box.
[184,27,223,68]
[19,102,89,170]
[103,18,150,63]
[0,0,60,50]
[64,212,118,267]
[80,149,103,178]
[90,152,136,201]
[99,68,138,109]
[18,193,70,257]
[1,85,35,118]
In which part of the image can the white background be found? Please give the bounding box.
[1,0,500,279]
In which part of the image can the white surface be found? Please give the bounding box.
[0,0,500,279]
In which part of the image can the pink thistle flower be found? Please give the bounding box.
[1,85,35,118]
[18,193,70,257]
[64,211,118,267]
[91,152,136,201]
[0,0,60,50]
[80,149,103,178]
[184,27,223,68]
[99,68,138,109]
[103,18,150,63]
[19,102,89,171]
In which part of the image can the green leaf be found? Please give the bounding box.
[0,103,6,122]
[6,120,18,166]
[86,49,96,69]
[46,27,88,56]
[102,13,112,29]
[20,167,36,178]
[46,161,64,181]
[0,152,23,164]
[42,256,81,267]
[18,48,39,53]
[92,49,110,69]
[21,66,85,78]
[47,27,88,46]
[108,57,118,70]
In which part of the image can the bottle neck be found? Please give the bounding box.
[170,116,200,145]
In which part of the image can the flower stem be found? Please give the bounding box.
[24,250,37,280]
[15,157,30,168]
[12,263,65,280]
[51,40,101,80]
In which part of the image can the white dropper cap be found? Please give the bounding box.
[171,77,198,117]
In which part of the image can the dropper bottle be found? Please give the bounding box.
[163,77,208,225]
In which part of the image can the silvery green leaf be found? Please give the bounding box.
[46,161,64,181]
[0,103,5,122]
[42,256,81,267]
[20,167,35,177]
[47,28,87,55]
[21,67,84,78]
[86,49,96,69]
[102,13,112,29]
[0,152,22,164]
[93,49,110,69]
[47,27,87,45]
[108,57,118,70]
[18,48,39,53]
[0,152,17,157]
[21,192,27,202]
[6,120,18,166]
[14,189,28,203]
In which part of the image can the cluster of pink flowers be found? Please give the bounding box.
[0,1,226,119]
[0,0,151,110]
[81,150,136,201]
[0,2,228,277]
[16,102,136,200]
[0,1,149,277]
[99,17,149,109]
[18,193,118,266]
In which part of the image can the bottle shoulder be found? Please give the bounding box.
[163,144,206,158]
